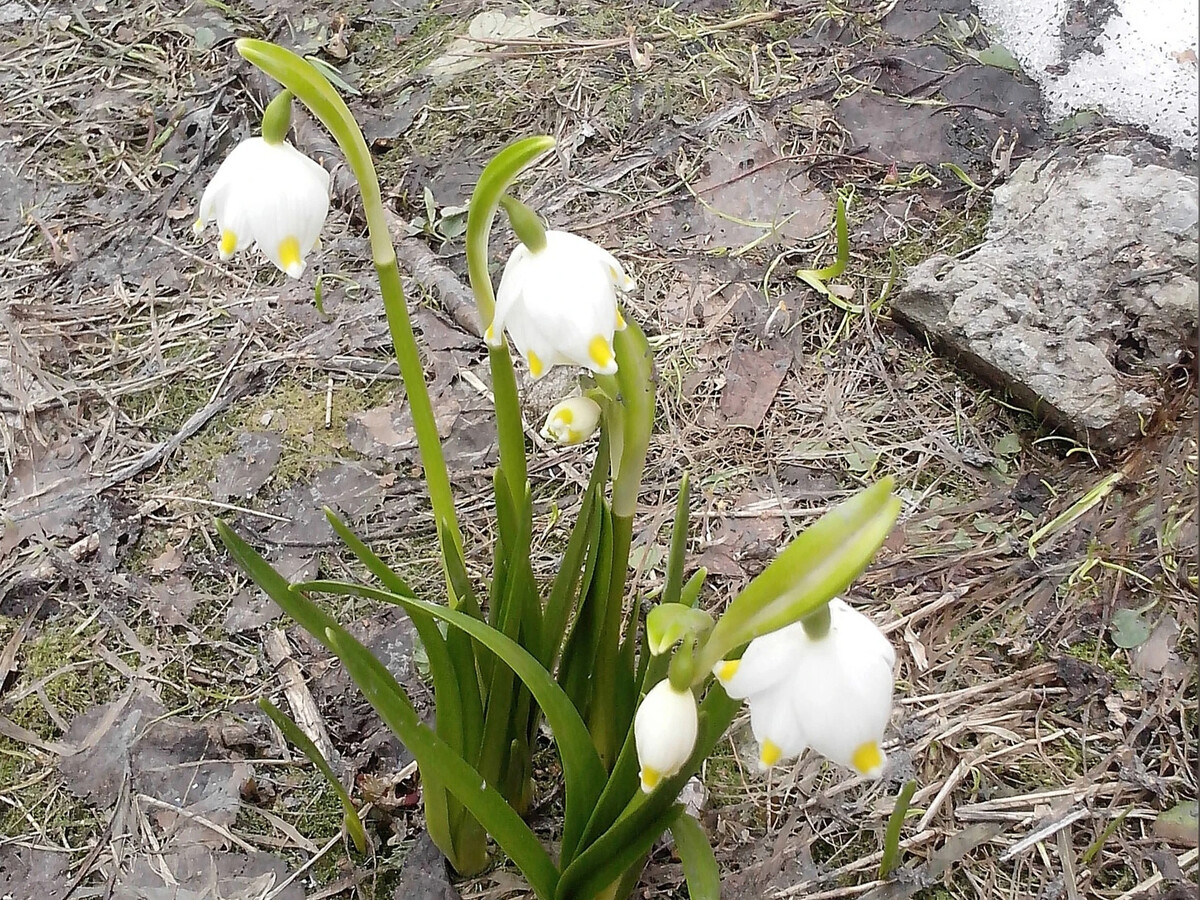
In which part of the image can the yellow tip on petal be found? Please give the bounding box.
[565,428,583,444]
[193,218,205,236]
[851,742,885,778]
[616,309,627,330]
[714,660,740,683]
[278,236,304,278]
[759,739,783,768]
[554,406,574,425]
[639,767,661,793]
[588,336,616,372]
[219,229,238,259]
[527,351,544,378]
[484,324,498,345]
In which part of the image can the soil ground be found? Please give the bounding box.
[0,1,1196,899]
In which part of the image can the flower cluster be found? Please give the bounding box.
[202,60,904,900]
[635,598,895,790]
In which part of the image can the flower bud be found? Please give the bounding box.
[539,396,601,445]
[634,679,698,793]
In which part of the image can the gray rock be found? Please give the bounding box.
[393,829,461,900]
[892,153,1198,451]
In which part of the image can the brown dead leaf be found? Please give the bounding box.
[685,140,832,250]
[149,574,202,625]
[692,504,785,580]
[1132,615,1185,682]
[210,432,284,503]
[149,544,184,575]
[720,342,792,428]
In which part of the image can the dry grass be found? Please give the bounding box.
[1,0,1196,898]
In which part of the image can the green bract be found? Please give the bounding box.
[216,40,902,900]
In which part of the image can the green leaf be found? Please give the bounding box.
[1153,800,1198,844]
[646,604,714,656]
[322,625,557,898]
[439,517,482,617]
[216,520,459,874]
[972,43,1021,71]
[324,509,469,757]
[696,478,900,674]
[670,810,719,900]
[993,432,1022,458]
[587,511,635,769]
[296,579,607,865]
[679,568,706,609]
[559,501,614,719]
[796,195,852,308]
[304,54,361,95]
[259,698,367,854]
[879,780,917,878]
[661,474,691,608]
[323,508,416,598]
[544,464,606,668]
[1028,471,1122,558]
[608,321,656,519]
[556,685,739,900]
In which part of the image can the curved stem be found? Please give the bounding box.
[464,136,554,499]
[235,40,463,562]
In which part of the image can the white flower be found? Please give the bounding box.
[634,679,698,793]
[485,230,634,379]
[540,396,602,445]
[713,598,895,778]
[194,137,330,278]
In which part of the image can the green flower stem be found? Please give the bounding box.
[499,195,547,253]
[465,136,553,502]
[235,39,463,564]
[587,511,633,768]
[465,136,554,325]
[799,602,831,640]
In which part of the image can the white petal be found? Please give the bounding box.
[199,138,330,278]
[722,599,896,778]
[716,621,805,699]
[490,230,627,377]
[785,601,894,773]
[489,244,530,346]
[746,685,807,763]
[634,680,698,792]
[545,230,636,292]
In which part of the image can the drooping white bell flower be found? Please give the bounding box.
[634,679,698,793]
[540,396,602,445]
[485,230,634,379]
[713,598,895,778]
[194,136,330,278]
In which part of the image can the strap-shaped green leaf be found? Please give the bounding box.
[661,473,691,608]
[556,685,739,900]
[218,520,466,875]
[296,579,608,862]
[321,625,557,899]
[670,810,719,900]
[543,436,610,670]
[325,510,468,758]
[587,512,634,769]
[259,698,367,854]
[558,500,614,719]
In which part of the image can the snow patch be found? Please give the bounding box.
[976,0,1199,152]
